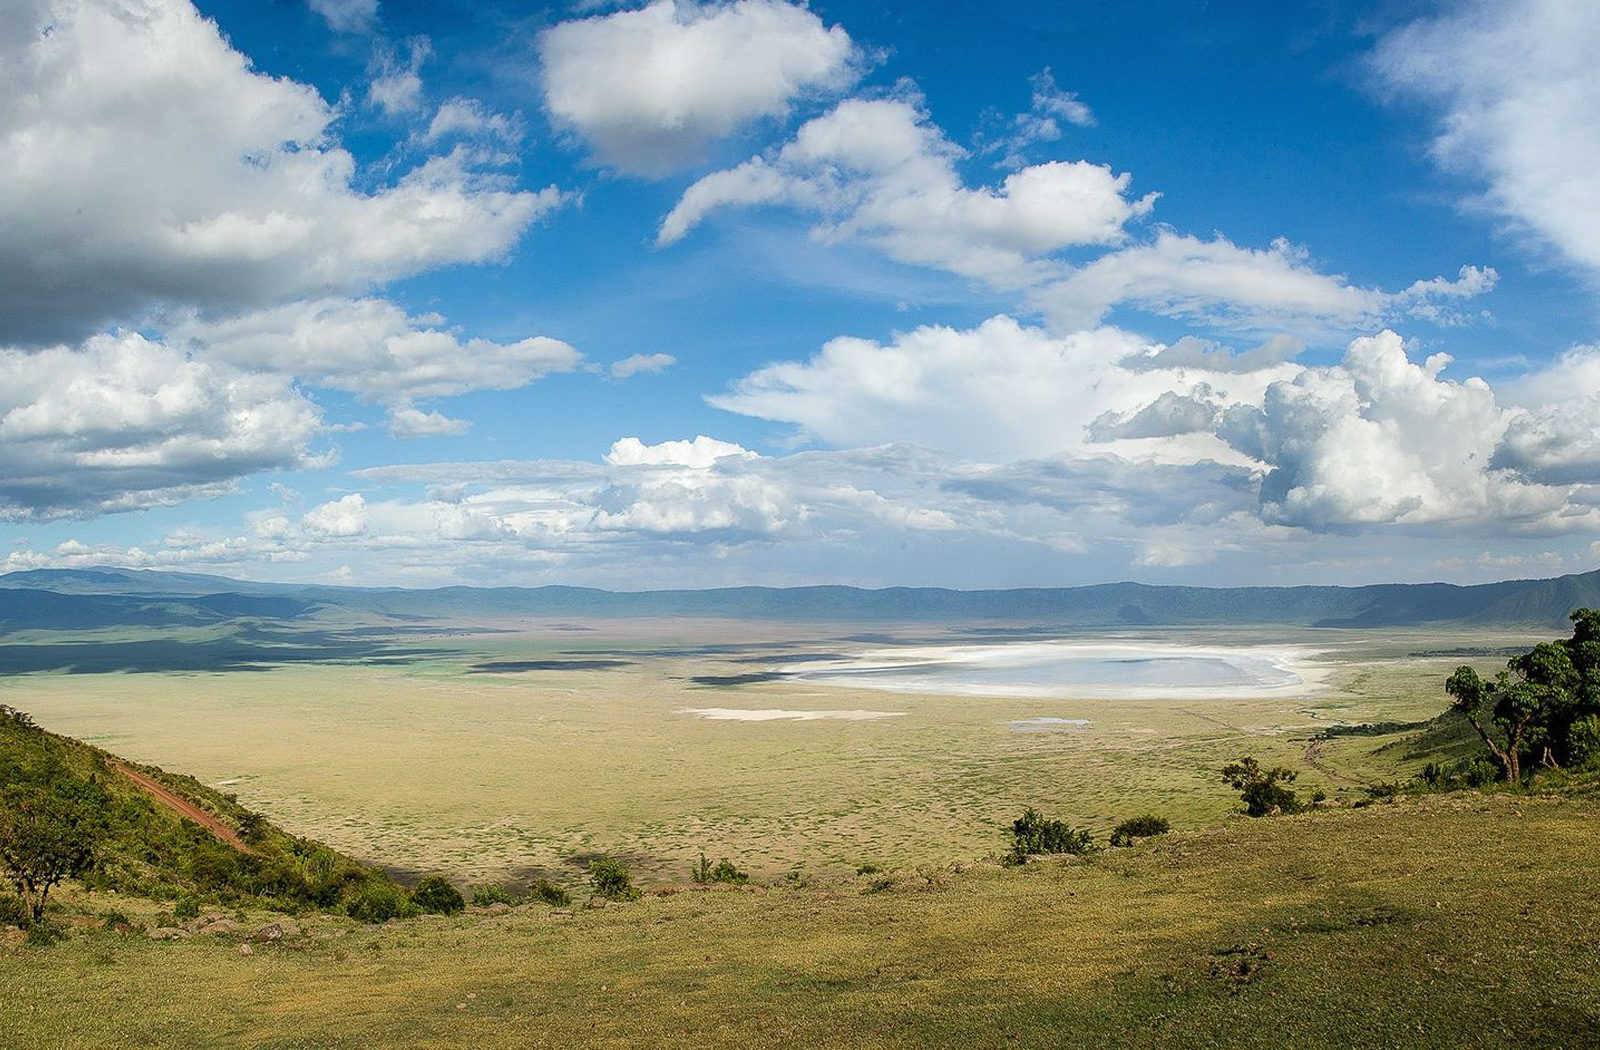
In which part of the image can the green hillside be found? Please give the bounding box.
[0,706,403,924]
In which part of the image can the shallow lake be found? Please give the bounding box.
[783,640,1323,699]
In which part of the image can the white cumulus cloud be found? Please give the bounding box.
[169,297,583,405]
[610,353,678,379]
[539,0,860,174]
[1035,232,1496,335]
[1371,0,1600,277]
[605,435,757,469]
[1217,330,1577,530]
[0,0,564,344]
[0,332,324,519]
[708,315,1256,461]
[661,96,1155,286]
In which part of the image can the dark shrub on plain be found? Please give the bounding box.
[471,883,515,907]
[1109,814,1171,847]
[1008,807,1095,863]
[411,874,465,915]
[692,852,749,885]
[347,881,414,923]
[588,857,641,901]
[528,877,571,907]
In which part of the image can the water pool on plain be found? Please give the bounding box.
[783,640,1323,699]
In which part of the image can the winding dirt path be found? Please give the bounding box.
[109,760,254,853]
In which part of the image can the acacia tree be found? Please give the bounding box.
[1221,757,1301,816]
[1446,610,1600,782]
[0,786,103,923]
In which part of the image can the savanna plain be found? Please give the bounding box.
[3,616,1598,1049]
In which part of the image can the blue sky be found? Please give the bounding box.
[3,0,1599,589]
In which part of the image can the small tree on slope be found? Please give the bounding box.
[0,785,104,923]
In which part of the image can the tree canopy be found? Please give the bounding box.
[1446,608,1600,782]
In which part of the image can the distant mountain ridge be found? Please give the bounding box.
[3,566,1599,630]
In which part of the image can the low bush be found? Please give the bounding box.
[691,852,749,885]
[346,880,417,923]
[1418,756,1499,791]
[588,857,641,902]
[1008,807,1096,864]
[411,874,465,915]
[0,892,28,926]
[528,877,571,907]
[1109,814,1170,847]
[471,883,516,908]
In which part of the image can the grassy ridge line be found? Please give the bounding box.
[3,788,1597,1049]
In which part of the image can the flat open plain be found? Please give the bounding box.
[0,618,1541,887]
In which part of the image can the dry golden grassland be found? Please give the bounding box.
[0,621,1537,886]
[3,789,1597,1049]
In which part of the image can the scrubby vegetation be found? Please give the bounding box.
[411,874,465,915]
[691,852,749,885]
[1109,814,1171,847]
[1007,807,1096,863]
[471,878,572,909]
[588,857,641,902]
[0,704,407,927]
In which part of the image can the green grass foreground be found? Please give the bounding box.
[5,787,1598,1049]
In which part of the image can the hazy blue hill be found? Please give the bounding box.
[0,567,304,597]
[0,588,319,631]
[3,566,1598,630]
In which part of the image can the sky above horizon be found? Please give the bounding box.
[3,0,1600,590]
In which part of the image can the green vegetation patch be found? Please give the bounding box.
[0,705,406,924]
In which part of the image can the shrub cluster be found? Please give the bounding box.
[691,852,749,885]
[470,877,571,909]
[411,874,465,915]
[588,857,642,902]
[1109,814,1171,847]
[1007,807,1096,864]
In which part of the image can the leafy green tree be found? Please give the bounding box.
[1446,609,1600,781]
[0,784,105,923]
[1220,757,1301,817]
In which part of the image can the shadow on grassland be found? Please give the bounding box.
[0,624,460,674]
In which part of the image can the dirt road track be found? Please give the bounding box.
[109,760,254,853]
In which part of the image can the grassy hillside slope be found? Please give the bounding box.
[4,786,1598,1049]
[0,707,403,920]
